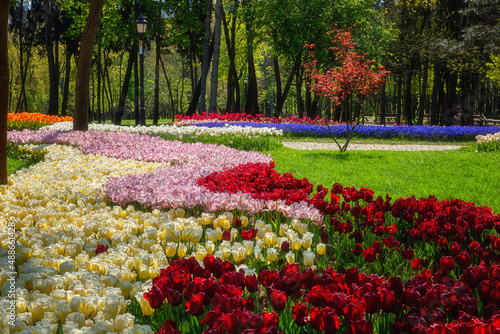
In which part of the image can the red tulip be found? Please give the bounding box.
[379,289,397,313]
[245,275,259,293]
[222,229,231,241]
[185,292,206,316]
[292,302,310,326]
[165,287,182,307]
[144,285,164,309]
[440,256,455,272]
[457,251,472,268]
[411,258,422,270]
[269,288,287,312]
[350,318,373,334]
[362,247,377,263]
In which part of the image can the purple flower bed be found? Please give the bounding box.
[192,122,500,140]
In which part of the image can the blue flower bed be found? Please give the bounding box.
[193,122,500,141]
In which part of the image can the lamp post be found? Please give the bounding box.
[136,15,147,126]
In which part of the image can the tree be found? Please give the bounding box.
[305,28,389,152]
[208,0,223,113]
[73,0,104,130]
[0,0,9,184]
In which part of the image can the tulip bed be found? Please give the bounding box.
[7,112,73,131]
[477,132,500,151]
[3,126,500,334]
[193,122,500,142]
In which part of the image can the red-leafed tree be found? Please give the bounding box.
[304,27,389,152]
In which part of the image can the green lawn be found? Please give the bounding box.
[267,145,500,214]
[7,156,33,175]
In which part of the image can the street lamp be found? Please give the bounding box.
[136,15,147,126]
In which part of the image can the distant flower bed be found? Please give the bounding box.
[43,122,283,152]
[476,132,500,151]
[175,112,334,126]
[193,121,500,141]
[7,112,73,130]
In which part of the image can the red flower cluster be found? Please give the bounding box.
[175,111,342,126]
[145,255,284,334]
[196,162,314,204]
[95,244,109,255]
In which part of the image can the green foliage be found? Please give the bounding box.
[160,133,283,152]
[6,143,47,174]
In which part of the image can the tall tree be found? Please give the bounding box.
[208,0,223,113]
[0,0,9,184]
[199,0,212,113]
[73,0,104,130]
[242,0,259,116]
[44,0,60,115]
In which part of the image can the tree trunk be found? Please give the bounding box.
[243,0,259,116]
[153,32,160,125]
[208,0,223,114]
[380,79,387,125]
[417,61,428,125]
[404,69,413,125]
[73,0,104,131]
[61,51,72,117]
[44,0,59,115]
[274,52,302,117]
[296,69,304,118]
[396,74,402,124]
[115,43,136,125]
[222,4,238,113]
[0,0,9,184]
[187,39,214,116]
[199,0,212,114]
[134,46,139,125]
[159,55,176,120]
[96,47,102,123]
[430,60,441,125]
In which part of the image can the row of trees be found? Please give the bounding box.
[4,0,500,127]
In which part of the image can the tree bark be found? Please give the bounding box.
[296,69,304,118]
[44,0,59,115]
[273,52,302,117]
[417,61,428,125]
[73,0,104,130]
[187,38,214,116]
[61,51,72,117]
[134,46,139,125]
[199,0,212,114]
[404,69,413,125]
[430,60,441,125]
[222,3,239,113]
[115,43,136,125]
[208,0,223,113]
[0,0,9,184]
[159,55,176,120]
[153,32,160,125]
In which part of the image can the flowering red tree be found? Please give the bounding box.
[304,27,389,152]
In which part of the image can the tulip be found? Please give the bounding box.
[243,240,254,256]
[269,288,287,312]
[302,232,313,249]
[205,241,215,254]
[165,242,177,257]
[316,243,326,255]
[267,248,278,262]
[291,237,302,251]
[185,292,206,316]
[285,252,295,264]
[177,243,188,258]
[254,247,262,261]
[303,251,315,267]
[264,232,277,247]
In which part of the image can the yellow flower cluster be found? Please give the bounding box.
[0,144,328,333]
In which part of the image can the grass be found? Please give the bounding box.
[7,156,34,175]
[266,145,500,214]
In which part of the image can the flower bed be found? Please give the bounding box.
[2,129,500,333]
[7,112,73,131]
[476,132,500,151]
[175,112,331,126]
[193,122,500,141]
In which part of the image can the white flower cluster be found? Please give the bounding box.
[43,122,284,138]
[476,132,500,144]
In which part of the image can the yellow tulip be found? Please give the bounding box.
[165,242,177,257]
[285,252,295,264]
[316,243,326,255]
[267,248,278,262]
[178,243,188,257]
[303,251,315,267]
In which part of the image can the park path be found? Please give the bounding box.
[282,142,464,151]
